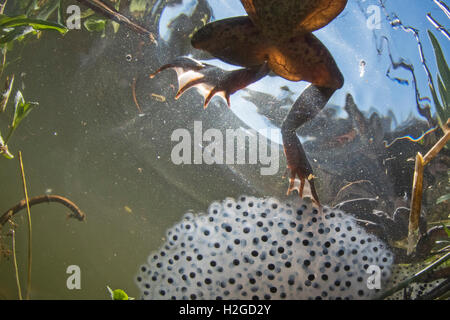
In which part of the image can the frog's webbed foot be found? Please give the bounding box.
[283,139,320,206]
[150,56,269,108]
[282,85,337,207]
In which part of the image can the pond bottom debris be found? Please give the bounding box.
[135,196,394,300]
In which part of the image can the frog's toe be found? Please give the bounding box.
[149,56,205,79]
[286,165,320,207]
[283,140,321,207]
[150,57,269,109]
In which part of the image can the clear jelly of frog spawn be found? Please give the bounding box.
[135,196,394,300]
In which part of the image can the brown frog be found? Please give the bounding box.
[151,0,348,206]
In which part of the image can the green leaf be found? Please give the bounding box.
[0,26,36,44]
[111,21,120,34]
[0,15,28,26]
[130,0,148,13]
[0,75,14,112]
[35,0,61,21]
[0,132,14,159]
[106,286,133,300]
[5,91,38,144]
[11,90,38,129]
[437,193,450,204]
[437,75,449,114]
[429,30,450,90]
[25,0,39,16]
[80,9,95,19]
[442,224,450,238]
[0,16,68,34]
[429,82,446,126]
[83,17,107,32]
[428,30,450,126]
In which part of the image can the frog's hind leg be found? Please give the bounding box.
[150,56,269,108]
[282,85,336,207]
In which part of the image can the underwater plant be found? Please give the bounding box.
[0,1,86,300]
[0,5,67,159]
[0,150,86,299]
[428,30,450,129]
[107,286,134,300]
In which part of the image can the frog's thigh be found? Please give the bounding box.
[191,16,269,69]
[268,33,344,89]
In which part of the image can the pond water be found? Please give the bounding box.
[0,0,448,300]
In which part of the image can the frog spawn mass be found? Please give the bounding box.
[135,196,393,300]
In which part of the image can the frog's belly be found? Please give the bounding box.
[192,17,343,89]
[191,16,269,68]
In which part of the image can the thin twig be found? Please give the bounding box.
[132,77,143,114]
[0,195,86,226]
[423,121,450,165]
[18,152,32,300]
[74,0,156,42]
[11,229,22,300]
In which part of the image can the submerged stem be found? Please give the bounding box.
[407,119,449,255]
[408,152,424,255]
[18,151,32,300]
[11,229,22,300]
[74,0,155,42]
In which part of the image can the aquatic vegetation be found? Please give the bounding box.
[407,121,450,255]
[0,150,85,299]
[0,193,86,299]
[436,169,450,204]
[107,286,134,300]
[428,30,450,128]
[0,13,67,44]
[0,7,67,159]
